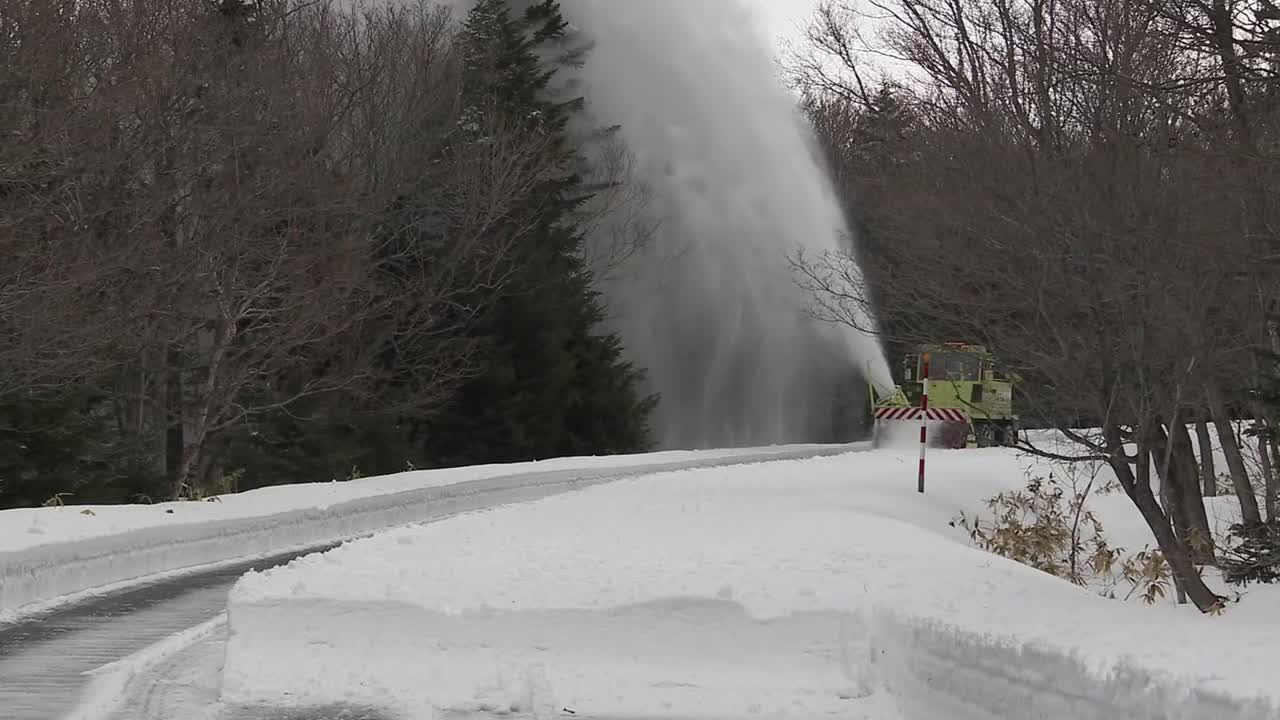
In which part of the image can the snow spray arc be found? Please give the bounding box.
[447,0,893,447]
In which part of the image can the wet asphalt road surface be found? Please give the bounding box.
[0,546,335,720]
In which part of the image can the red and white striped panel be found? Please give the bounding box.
[873,407,969,422]
[873,406,918,421]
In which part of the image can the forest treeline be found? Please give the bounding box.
[0,0,655,508]
[793,0,1280,604]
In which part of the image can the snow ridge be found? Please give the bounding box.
[871,610,1279,720]
[0,445,857,622]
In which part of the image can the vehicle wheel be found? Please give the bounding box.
[999,423,1019,447]
[939,421,969,449]
[975,422,997,447]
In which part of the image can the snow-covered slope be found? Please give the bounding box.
[220,447,1280,720]
[0,443,855,622]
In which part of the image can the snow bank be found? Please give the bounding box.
[0,443,854,621]
[874,613,1279,720]
[224,600,899,719]
[221,448,1280,720]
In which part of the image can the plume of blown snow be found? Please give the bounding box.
[428,0,894,446]
[555,0,891,447]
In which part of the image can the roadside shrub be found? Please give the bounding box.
[954,469,1172,604]
[1221,521,1280,586]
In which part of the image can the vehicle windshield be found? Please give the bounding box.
[931,351,982,381]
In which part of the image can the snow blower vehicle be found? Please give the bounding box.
[869,342,1019,449]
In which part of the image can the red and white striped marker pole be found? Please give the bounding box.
[918,353,930,494]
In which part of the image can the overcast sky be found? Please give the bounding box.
[744,0,912,86]
[744,0,819,49]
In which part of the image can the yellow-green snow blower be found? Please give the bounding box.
[869,342,1019,449]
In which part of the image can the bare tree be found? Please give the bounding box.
[1,0,594,499]
[785,0,1277,610]
[1139,0,1280,522]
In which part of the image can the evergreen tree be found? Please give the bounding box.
[420,0,655,466]
[0,391,165,508]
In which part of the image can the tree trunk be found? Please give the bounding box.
[1150,423,1215,564]
[1171,421,1215,562]
[1195,417,1217,497]
[171,311,240,500]
[1208,385,1264,527]
[1147,447,1188,604]
[196,445,219,495]
[1104,423,1222,612]
[1265,325,1280,523]
[1268,429,1280,524]
[164,345,184,495]
[1255,420,1278,523]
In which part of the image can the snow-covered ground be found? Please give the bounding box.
[0,443,854,622]
[220,445,1280,720]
